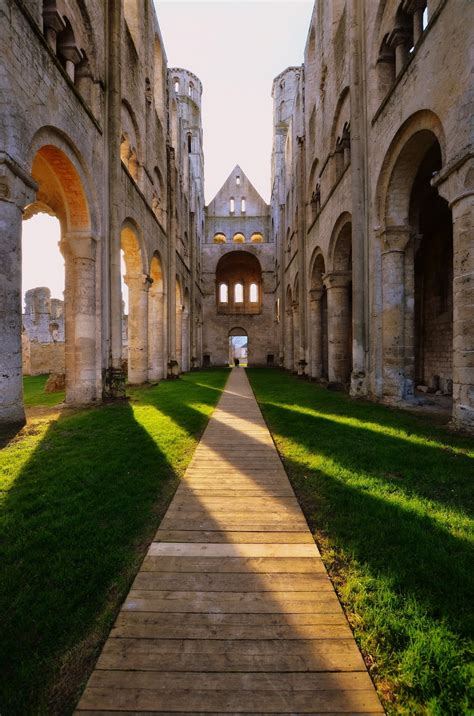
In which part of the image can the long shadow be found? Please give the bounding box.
[0,394,205,715]
[247,369,473,519]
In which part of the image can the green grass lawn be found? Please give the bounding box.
[247,368,474,716]
[23,374,65,407]
[0,369,228,715]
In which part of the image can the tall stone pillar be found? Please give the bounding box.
[434,158,474,430]
[126,275,151,385]
[285,307,293,371]
[379,226,411,399]
[148,287,165,381]
[348,0,369,396]
[63,234,98,404]
[167,147,177,376]
[324,271,352,385]
[292,301,300,373]
[0,160,37,424]
[106,0,125,396]
[309,288,324,379]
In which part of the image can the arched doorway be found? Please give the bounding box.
[121,221,148,385]
[229,327,248,366]
[378,119,453,403]
[326,218,352,386]
[309,251,328,380]
[412,143,453,396]
[25,144,97,407]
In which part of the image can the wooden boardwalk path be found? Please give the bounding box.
[76,368,383,715]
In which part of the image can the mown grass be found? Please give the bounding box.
[247,368,474,716]
[23,374,65,407]
[0,369,228,715]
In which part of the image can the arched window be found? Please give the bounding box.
[251,232,263,243]
[229,197,235,213]
[213,232,226,243]
[173,77,179,93]
[241,198,246,213]
[188,81,194,98]
[233,233,245,243]
[234,283,244,303]
[236,175,240,185]
[219,283,228,303]
[249,283,258,303]
[187,133,192,153]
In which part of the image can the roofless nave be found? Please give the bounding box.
[0,0,472,431]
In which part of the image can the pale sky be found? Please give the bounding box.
[22,1,313,304]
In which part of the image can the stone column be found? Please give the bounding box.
[167,147,177,376]
[62,234,98,404]
[126,274,151,385]
[42,7,65,54]
[324,271,352,385]
[292,301,300,373]
[348,0,369,396]
[309,288,324,379]
[175,303,183,371]
[0,160,37,424]
[379,226,411,399]
[285,307,293,371]
[148,287,165,381]
[106,0,124,396]
[434,159,474,429]
[182,308,190,372]
[389,28,410,75]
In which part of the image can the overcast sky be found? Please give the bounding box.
[22,1,313,303]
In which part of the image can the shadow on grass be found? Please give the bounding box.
[247,368,474,714]
[0,370,228,716]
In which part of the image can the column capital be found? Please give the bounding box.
[62,232,97,261]
[323,270,351,289]
[377,224,412,253]
[0,153,37,209]
[431,151,474,209]
[124,273,152,291]
[309,288,324,302]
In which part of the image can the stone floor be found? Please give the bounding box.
[75,367,383,715]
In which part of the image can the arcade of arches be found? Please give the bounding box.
[0,0,472,432]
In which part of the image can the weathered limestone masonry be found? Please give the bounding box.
[22,287,65,376]
[0,0,204,424]
[202,166,277,366]
[274,0,474,431]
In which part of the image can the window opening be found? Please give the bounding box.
[234,283,243,303]
[219,283,228,303]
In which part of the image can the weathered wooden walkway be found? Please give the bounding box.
[76,368,383,714]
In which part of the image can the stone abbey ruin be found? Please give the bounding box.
[0,0,472,430]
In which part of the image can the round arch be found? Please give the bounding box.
[148,252,166,381]
[23,138,99,407]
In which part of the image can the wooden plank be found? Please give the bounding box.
[140,556,326,573]
[131,572,332,593]
[111,620,352,641]
[77,688,382,713]
[86,670,376,692]
[148,543,320,557]
[96,650,366,674]
[153,531,315,544]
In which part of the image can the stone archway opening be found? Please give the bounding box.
[121,222,148,385]
[21,212,65,385]
[380,127,454,413]
[229,327,248,367]
[22,144,97,409]
[309,252,328,381]
[326,221,352,387]
[411,142,453,403]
